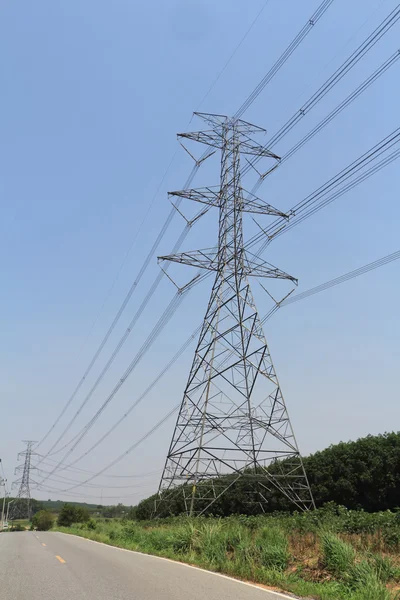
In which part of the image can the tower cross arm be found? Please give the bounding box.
[178,130,224,150]
[244,252,297,282]
[169,186,289,219]
[241,189,289,217]
[169,186,220,207]
[238,138,280,159]
[158,248,218,272]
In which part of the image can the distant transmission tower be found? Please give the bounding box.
[10,441,38,520]
[155,113,314,516]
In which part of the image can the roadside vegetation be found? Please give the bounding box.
[56,503,400,600]
[31,510,54,531]
[8,432,400,598]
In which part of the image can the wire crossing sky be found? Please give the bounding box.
[1,0,399,503]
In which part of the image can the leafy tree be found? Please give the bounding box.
[132,432,400,519]
[57,503,91,527]
[32,510,54,531]
[58,504,76,527]
[74,506,91,523]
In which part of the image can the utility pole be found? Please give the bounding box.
[10,441,38,521]
[155,113,314,516]
[6,499,15,524]
[1,477,6,529]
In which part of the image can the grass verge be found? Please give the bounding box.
[55,514,400,600]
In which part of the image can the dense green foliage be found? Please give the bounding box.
[57,503,91,527]
[132,432,400,518]
[31,510,54,531]
[56,506,400,600]
[40,499,100,513]
[37,499,132,519]
[306,432,400,511]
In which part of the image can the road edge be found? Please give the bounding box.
[54,531,299,600]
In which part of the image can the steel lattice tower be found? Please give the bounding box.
[155,113,314,516]
[10,440,38,520]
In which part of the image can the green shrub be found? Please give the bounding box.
[31,510,54,531]
[57,504,91,527]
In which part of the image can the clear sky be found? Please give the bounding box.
[1,0,399,505]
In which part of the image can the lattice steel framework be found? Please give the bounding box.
[10,440,38,520]
[155,113,314,516]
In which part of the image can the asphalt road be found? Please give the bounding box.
[0,531,292,600]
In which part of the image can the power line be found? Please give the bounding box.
[36,272,208,486]
[65,326,202,470]
[47,403,181,493]
[262,3,400,151]
[234,0,335,118]
[240,3,400,185]
[281,249,400,306]
[279,50,400,166]
[194,0,272,112]
[36,455,161,479]
[246,127,400,252]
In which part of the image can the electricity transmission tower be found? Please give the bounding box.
[10,440,38,520]
[155,113,314,516]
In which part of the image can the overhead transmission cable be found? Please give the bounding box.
[241,3,400,184]
[36,271,209,487]
[278,50,400,166]
[281,249,400,306]
[36,291,183,484]
[246,127,400,252]
[38,224,192,463]
[36,454,160,479]
[234,0,335,118]
[194,0,272,112]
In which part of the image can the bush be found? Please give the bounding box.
[57,504,91,527]
[32,510,54,531]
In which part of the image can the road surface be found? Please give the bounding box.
[0,531,293,600]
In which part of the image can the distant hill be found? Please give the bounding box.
[40,499,100,512]
[7,498,133,518]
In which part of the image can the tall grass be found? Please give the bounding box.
[321,532,355,576]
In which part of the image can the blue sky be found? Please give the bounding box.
[1,0,399,503]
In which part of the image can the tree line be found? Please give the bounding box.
[131,432,400,519]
